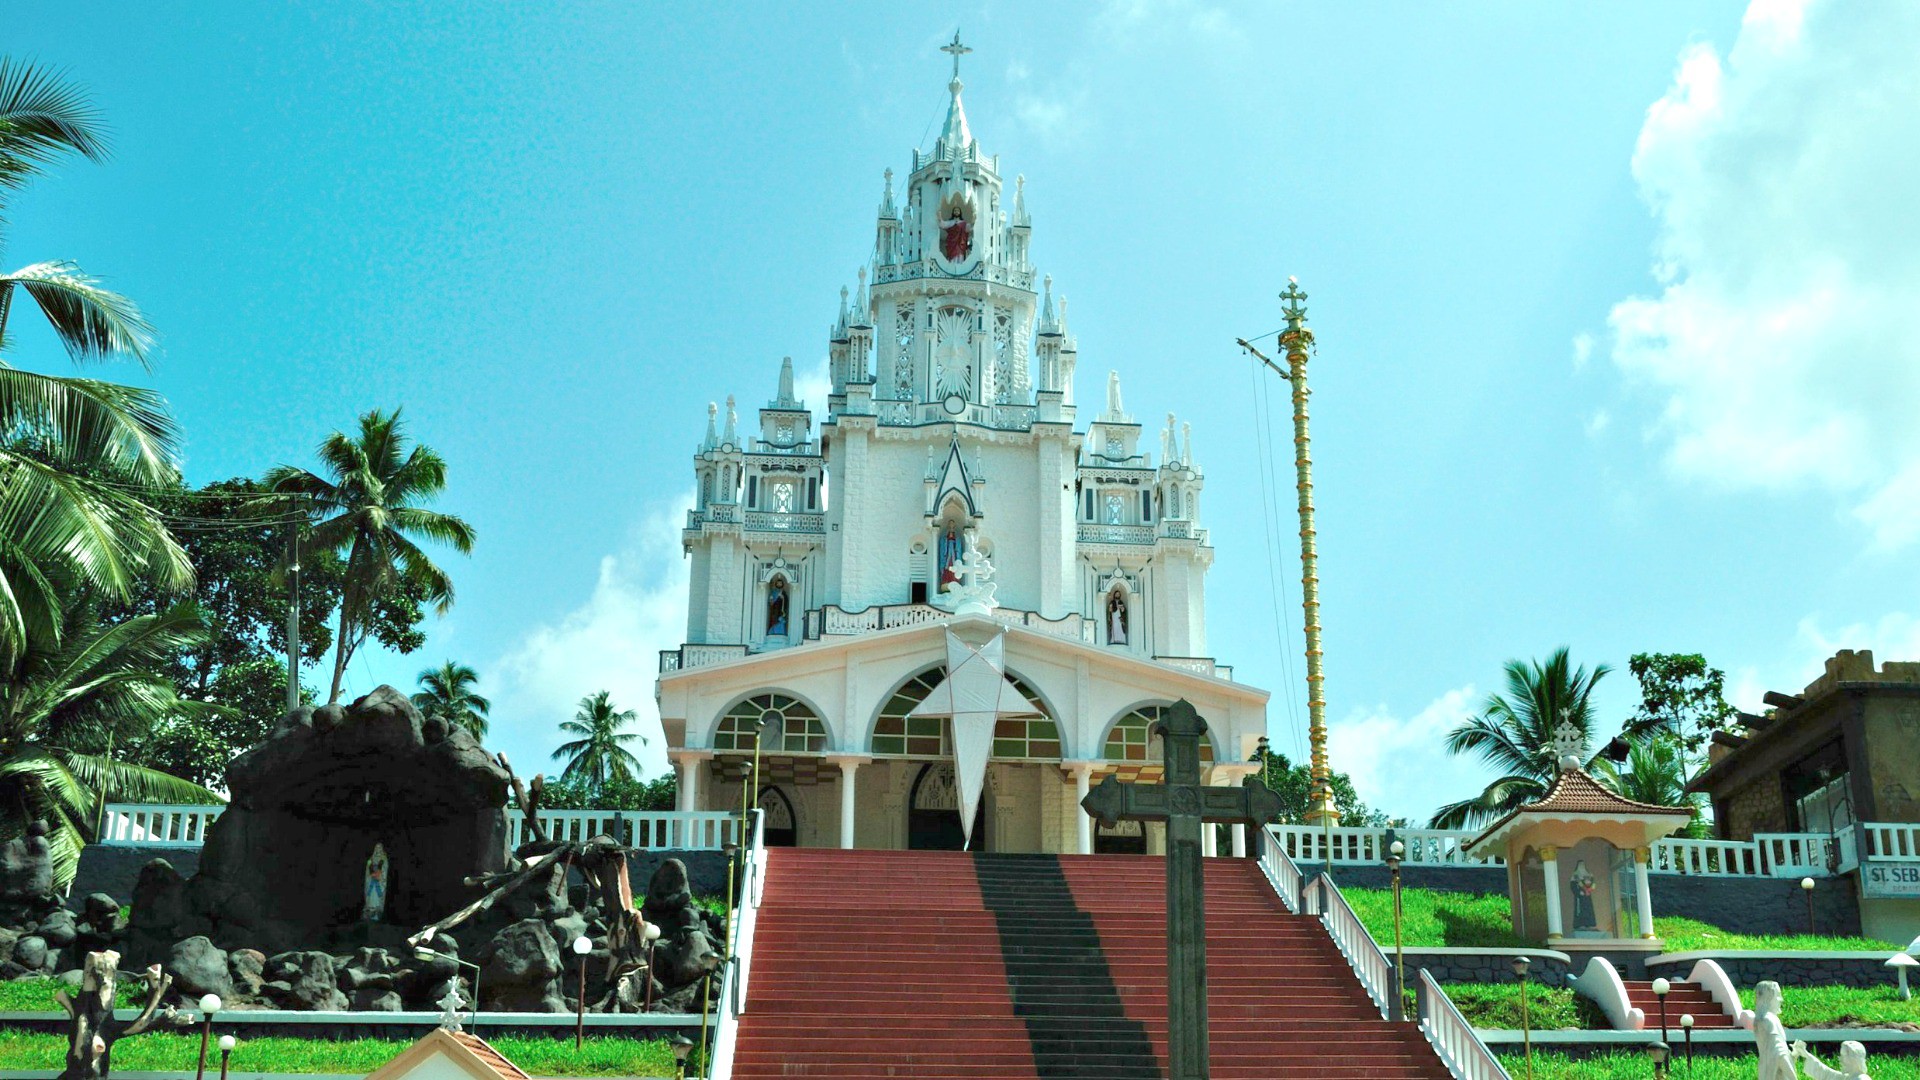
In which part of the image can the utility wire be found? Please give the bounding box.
[1246,349,1307,760]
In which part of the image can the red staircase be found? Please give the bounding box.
[733,850,1454,1079]
[1622,980,1738,1030]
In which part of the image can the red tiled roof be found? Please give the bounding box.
[1525,766,1693,817]
[452,1033,531,1079]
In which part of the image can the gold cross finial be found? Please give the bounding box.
[1280,276,1308,327]
[942,31,972,81]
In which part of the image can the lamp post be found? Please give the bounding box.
[414,944,483,1035]
[1651,978,1670,1043]
[194,993,222,1080]
[1511,956,1533,1080]
[1800,877,1816,934]
[217,1036,235,1080]
[572,935,593,1050]
[670,1032,695,1080]
[1647,1039,1671,1080]
[1680,1013,1694,1074]
[1387,839,1405,1021]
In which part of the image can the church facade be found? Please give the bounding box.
[658,45,1268,855]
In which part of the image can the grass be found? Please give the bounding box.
[1432,983,1604,1030]
[1736,984,1920,1028]
[0,978,142,1012]
[1499,1052,1920,1079]
[1345,888,1897,952]
[0,1030,677,1076]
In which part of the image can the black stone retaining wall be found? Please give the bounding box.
[627,850,730,898]
[1648,953,1900,990]
[1327,864,1507,894]
[1650,874,1861,937]
[1403,948,1571,988]
[71,845,200,904]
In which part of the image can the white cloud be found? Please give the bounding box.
[1606,1,1920,548]
[1727,609,1920,711]
[1326,685,1482,824]
[1571,332,1594,371]
[1585,409,1612,438]
[489,494,693,779]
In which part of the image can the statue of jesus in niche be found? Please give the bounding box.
[940,207,971,262]
[938,528,963,593]
[1107,590,1129,645]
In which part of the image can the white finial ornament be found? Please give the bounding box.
[437,984,465,1032]
[1552,719,1584,771]
[723,395,739,448]
[703,402,718,451]
[1107,370,1123,414]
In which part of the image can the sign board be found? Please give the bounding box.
[1861,860,1920,899]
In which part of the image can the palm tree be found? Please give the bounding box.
[1603,735,1701,809]
[0,604,220,884]
[1429,648,1612,829]
[0,60,186,666]
[412,660,490,741]
[551,690,645,795]
[266,409,475,704]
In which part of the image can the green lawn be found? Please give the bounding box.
[1500,1052,1920,1080]
[1345,888,1896,952]
[0,1030,677,1076]
[0,978,142,1012]
[1432,983,1605,1030]
[1736,984,1920,1028]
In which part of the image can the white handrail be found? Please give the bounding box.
[1683,958,1754,1031]
[1311,874,1394,1019]
[97,804,224,847]
[1256,824,1305,913]
[1416,968,1512,1080]
[511,810,738,853]
[1569,955,1646,1031]
[705,808,765,1080]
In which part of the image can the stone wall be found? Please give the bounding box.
[1650,874,1861,936]
[1328,864,1506,894]
[1403,947,1570,988]
[627,851,730,898]
[1648,952,1901,990]
[72,846,200,904]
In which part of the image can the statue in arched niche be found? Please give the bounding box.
[938,528,964,593]
[1107,588,1129,646]
[363,842,389,923]
[766,575,790,636]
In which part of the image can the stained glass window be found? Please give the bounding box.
[1102,706,1215,763]
[715,693,826,752]
[873,668,1059,758]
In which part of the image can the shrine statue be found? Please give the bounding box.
[766,579,789,636]
[363,842,389,923]
[1569,860,1598,931]
[940,209,971,262]
[938,529,963,593]
[1796,1040,1870,1080]
[1753,981,1796,1080]
[1107,590,1128,645]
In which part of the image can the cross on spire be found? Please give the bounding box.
[942,31,972,82]
[1280,276,1309,327]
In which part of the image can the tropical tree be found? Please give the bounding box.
[266,409,475,704]
[1251,740,1393,826]
[0,60,186,666]
[0,604,220,883]
[1622,652,1739,756]
[1429,648,1612,829]
[412,660,490,740]
[1601,735,1707,829]
[551,690,645,795]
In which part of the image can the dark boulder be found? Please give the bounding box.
[481,918,563,1012]
[167,936,233,1000]
[261,951,347,1011]
[229,949,266,998]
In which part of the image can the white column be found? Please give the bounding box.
[835,759,866,849]
[1070,763,1094,855]
[1541,845,1565,939]
[1231,824,1247,858]
[1203,820,1219,857]
[1633,847,1656,938]
[673,754,706,848]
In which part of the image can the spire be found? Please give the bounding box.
[1162,414,1176,464]
[1012,174,1029,227]
[775,357,798,408]
[836,285,851,336]
[1037,275,1058,335]
[852,267,870,327]
[1181,421,1194,467]
[703,402,719,451]
[722,395,738,448]
[879,167,897,219]
[938,31,974,156]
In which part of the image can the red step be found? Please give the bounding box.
[1619,980,1740,1027]
[728,850,1453,1079]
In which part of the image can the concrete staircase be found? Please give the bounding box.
[732,849,1455,1079]
[1622,979,1739,1030]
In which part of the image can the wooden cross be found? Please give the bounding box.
[1081,699,1284,1080]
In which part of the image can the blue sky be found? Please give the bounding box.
[8,1,1918,823]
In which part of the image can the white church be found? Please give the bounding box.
[659,40,1270,856]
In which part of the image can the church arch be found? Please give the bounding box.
[867,664,1064,759]
[758,785,798,847]
[708,690,832,753]
[1100,702,1220,765]
[907,762,986,851]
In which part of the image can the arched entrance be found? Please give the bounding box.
[759,785,797,847]
[908,763,986,851]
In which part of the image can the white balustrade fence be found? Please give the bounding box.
[1256,824,1305,913]
[1861,822,1920,861]
[1416,968,1512,1080]
[99,804,223,847]
[1309,874,1394,1020]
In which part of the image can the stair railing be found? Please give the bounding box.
[1416,968,1512,1080]
[1308,874,1395,1020]
[1256,821,1306,913]
[705,808,765,1080]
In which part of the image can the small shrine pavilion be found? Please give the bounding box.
[1464,724,1694,950]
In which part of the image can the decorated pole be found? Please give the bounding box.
[1277,279,1337,826]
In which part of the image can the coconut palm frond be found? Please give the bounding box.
[1,262,154,365]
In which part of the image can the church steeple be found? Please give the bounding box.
[936,31,974,159]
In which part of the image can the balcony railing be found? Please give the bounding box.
[99,805,739,857]
[99,804,223,847]
[1076,522,1155,545]
[659,643,750,673]
[1153,656,1234,681]
[742,511,824,534]
[801,603,1095,644]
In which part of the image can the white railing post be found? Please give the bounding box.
[1417,968,1513,1080]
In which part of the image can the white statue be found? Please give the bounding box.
[1753,981,1798,1080]
[437,984,465,1032]
[363,843,389,923]
[1795,1040,1869,1080]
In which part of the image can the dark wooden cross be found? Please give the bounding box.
[1081,699,1284,1080]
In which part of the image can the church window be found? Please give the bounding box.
[806,477,818,510]
[746,475,758,507]
[894,305,916,399]
[1141,491,1153,521]
[992,311,1013,403]
[1083,488,1095,521]
[1103,706,1216,764]
[772,482,794,514]
[700,473,712,509]
[873,668,1058,758]
[1105,493,1124,525]
[715,693,826,753]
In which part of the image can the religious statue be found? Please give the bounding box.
[363,842,389,924]
[766,578,789,636]
[1107,590,1129,645]
[940,206,971,262]
[1796,1040,1870,1080]
[1753,981,1797,1080]
[1569,860,1598,931]
[938,528,963,593]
